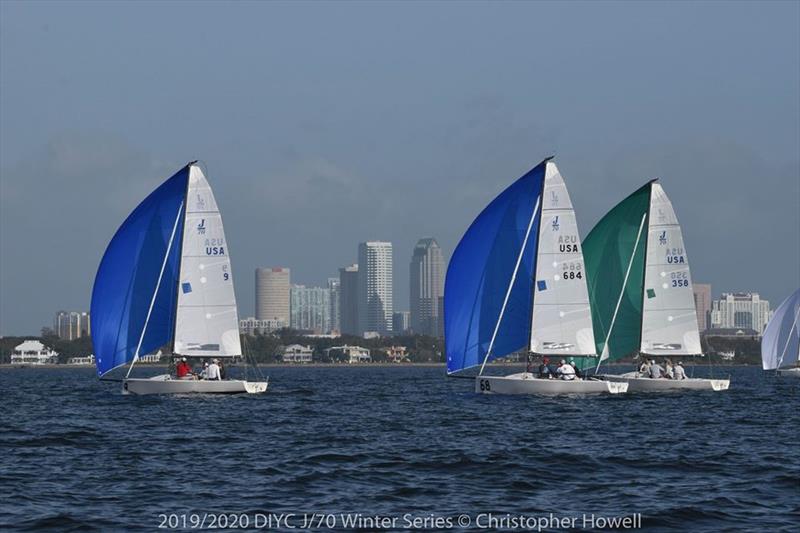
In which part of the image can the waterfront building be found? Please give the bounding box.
[239,316,286,335]
[339,264,359,335]
[328,277,341,334]
[290,284,331,334]
[409,237,444,336]
[255,267,290,324]
[67,354,95,365]
[54,311,91,340]
[710,292,772,334]
[324,344,371,363]
[392,311,410,335]
[282,344,313,363]
[357,241,393,335]
[383,345,408,362]
[11,340,58,365]
[693,283,712,332]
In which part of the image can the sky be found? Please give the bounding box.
[1,1,798,335]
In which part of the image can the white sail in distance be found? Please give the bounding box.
[173,165,242,357]
[640,183,701,356]
[529,161,596,355]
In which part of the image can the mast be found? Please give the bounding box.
[170,161,194,355]
[526,157,552,358]
[636,180,655,359]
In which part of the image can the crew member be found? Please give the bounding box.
[649,360,664,379]
[176,357,192,379]
[673,361,687,380]
[206,359,222,381]
[538,357,553,379]
[557,359,576,381]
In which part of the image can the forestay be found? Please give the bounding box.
[640,183,701,356]
[174,166,242,357]
[444,162,545,374]
[761,288,800,370]
[91,168,189,376]
[529,161,595,356]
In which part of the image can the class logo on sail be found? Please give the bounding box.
[197,219,206,235]
[552,215,560,231]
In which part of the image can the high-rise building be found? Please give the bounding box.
[710,292,772,334]
[290,284,331,333]
[339,264,359,335]
[255,267,290,324]
[693,283,712,332]
[392,311,410,334]
[409,237,445,336]
[328,277,340,334]
[54,311,91,340]
[358,241,393,335]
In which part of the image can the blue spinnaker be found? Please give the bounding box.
[444,161,545,374]
[761,288,800,370]
[91,167,189,376]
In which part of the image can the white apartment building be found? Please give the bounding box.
[358,241,393,335]
[710,292,772,334]
[255,267,290,324]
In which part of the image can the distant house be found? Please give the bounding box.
[11,340,58,365]
[282,344,313,363]
[325,345,371,363]
[383,346,408,363]
[67,354,95,365]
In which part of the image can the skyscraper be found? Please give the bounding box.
[692,283,712,332]
[255,267,290,326]
[339,264,359,335]
[328,277,340,333]
[409,237,445,336]
[392,311,410,334]
[54,311,91,340]
[290,284,331,333]
[358,241,393,335]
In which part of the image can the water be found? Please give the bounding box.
[0,365,797,532]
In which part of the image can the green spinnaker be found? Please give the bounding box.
[582,182,652,365]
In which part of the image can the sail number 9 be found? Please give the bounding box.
[479,379,491,392]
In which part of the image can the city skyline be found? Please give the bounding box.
[1,2,798,335]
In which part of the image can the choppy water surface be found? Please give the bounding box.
[0,365,797,532]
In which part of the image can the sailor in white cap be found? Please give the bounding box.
[206,358,222,381]
[556,359,576,381]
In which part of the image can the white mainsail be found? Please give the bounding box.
[640,183,701,356]
[173,165,242,357]
[529,161,595,355]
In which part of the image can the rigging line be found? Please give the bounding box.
[126,200,185,379]
[595,211,647,374]
[478,196,541,376]
[777,303,800,369]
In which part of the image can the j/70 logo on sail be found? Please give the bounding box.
[197,219,206,235]
[551,216,560,231]
[659,231,667,245]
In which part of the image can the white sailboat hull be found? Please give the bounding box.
[600,372,729,391]
[475,373,628,395]
[777,367,800,377]
[122,375,268,395]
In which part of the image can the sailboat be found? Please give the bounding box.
[444,157,627,394]
[761,288,800,377]
[583,180,729,391]
[91,162,268,395]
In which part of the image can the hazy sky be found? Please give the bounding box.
[1,1,798,335]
